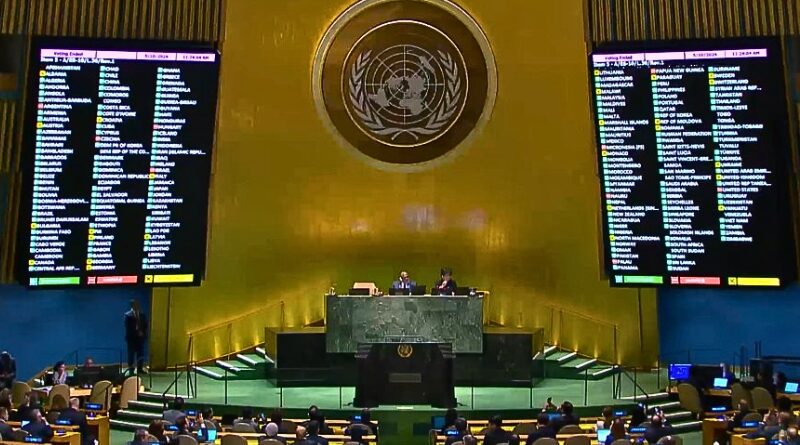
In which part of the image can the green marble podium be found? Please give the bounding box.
[325,294,484,353]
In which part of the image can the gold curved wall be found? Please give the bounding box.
[148,0,659,368]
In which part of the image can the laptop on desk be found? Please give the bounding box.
[784,382,799,394]
[713,377,729,389]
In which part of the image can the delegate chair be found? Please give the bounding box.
[119,376,141,409]
[751,387,774,411]
[9,429,29,441]
[280,419,296,433]
[232,423,257,433]
[677,383,703,416]
[221,435,248,445]
[512,422,538,435]
[558,425,584,435]
[177,435,199,445]
[11,381,30,407]
[532,439,558,445]
[743,413,763,423]
[50,384,70,410]
[89,380,113,410]
[658,436,683,445]
[564,436,591,445]
[731,383,753,407]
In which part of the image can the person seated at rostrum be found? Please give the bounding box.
[51,361,68,385]
[526,412,556,445]
[22,409,54,442]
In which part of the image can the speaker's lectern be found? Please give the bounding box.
[353,342,456,408]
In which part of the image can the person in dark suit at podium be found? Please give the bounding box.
[391,271,416,291]
[434,268,457,295]
[124,300,148,375]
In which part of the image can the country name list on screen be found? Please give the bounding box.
[591,41,794,288]
[22,44,220,287]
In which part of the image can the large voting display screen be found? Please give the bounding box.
[18,38,220,287]
[590,38,796,288]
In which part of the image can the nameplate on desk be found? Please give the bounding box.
[389,372,422,383]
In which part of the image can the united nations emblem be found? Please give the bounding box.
[313,0,496,169]
[397,343,414,358]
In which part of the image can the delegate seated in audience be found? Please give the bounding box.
[14,392,42,422]
[200,407,221,430]
[270,409,289,433]
[147,420,169,445]
[629,404,646,428]
[293,425,307,445]
[58,397,90,444]
[526,412,556,445]
[130,428,150,445]
[305,405,333,434]
[444,418,468,445]
[605,418,628,445]
[349,428,370,445]
[0,406,13,440]
[550,401,580,433]
[777,396,796,420]
[644,415,674,445]
[756,371,777,398]
[463,436,478,445]
[601,406,614,429]
[0,390,10,414]
[786,426,800,445]
[265,422,287,444]
[346,408,378,436]
[745,411,780,440]
[174,416,192,438]
[729,399,754,430]
[304,420,329,445]
[441,408,459,433]
[235,406,258,430]
[483,415,517,445]
[0,352,16,390]
[163,397,186,424]
[22,409,54,442]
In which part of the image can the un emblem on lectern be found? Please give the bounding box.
[313,0,497,170]
[397,343,414,358]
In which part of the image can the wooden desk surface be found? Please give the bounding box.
[731,435,767,445]
[0,432,81,445]
[215,431,377,443]
[434,433,601,445]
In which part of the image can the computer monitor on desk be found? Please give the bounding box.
[73,366,101,387]
[713,377,729,389]
[389,286,426,296]
[348,288,372,296]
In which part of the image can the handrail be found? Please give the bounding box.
[541,303,617,329]
[615,366,652,405]
[187,299,285,336]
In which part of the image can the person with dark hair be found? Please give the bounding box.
[445,418,468,445]
[0,352,16,390]
[15,392,41,423]
[174,416,192,436]
[124,299,148,375]
[463,436,478,445]
[644,415,674,445]
[775,372,788,393]
[777,396,794,416]
[271,409,287,433]
[235,407,257,429]
[147,420,167,444]
[22,409,54,442]
[346,408,378,436]
[605,418,628,445]
[441,408,459,433]
[201,406,221,430]
[52,361,68,385]
[601,406,614,429]
[550,401,580,433]
[483,415,514,445]
[0,406,12,440]
[630,404,646,427]
[526,412,556,445]
[162,397,185,424]
[435,268,458,295]
[304,420,329,445]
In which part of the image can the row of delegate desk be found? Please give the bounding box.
[1,415,109,445]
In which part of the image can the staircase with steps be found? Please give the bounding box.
[542,345,619,380]
[620,392,702,434]
[192,348,274,381]
[112,392,178,432]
